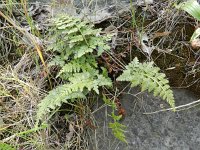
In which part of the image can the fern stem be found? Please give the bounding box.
[75,24,89,46]
[143,73,166,92]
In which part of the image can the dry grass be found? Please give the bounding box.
[0,53,46,148]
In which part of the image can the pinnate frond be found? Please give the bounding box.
[117,57,175,109]
[48,15,110,58]
[37,72,112,121]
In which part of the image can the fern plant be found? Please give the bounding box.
[36,14,175,144]
[36,15,112,122]
[103,95,127,143]
[117,57,175,109]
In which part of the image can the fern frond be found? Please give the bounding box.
[68,72,112,94]
[103,96,127,143]
[109,121,127,143]
[37,72,112,121]
[58,55,97,76]
[37,90,85,121]
[117,57,175,109]
[48,15,111,58]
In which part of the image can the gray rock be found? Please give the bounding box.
[89,88,200,150]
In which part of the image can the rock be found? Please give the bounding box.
[27,0,134,23]
[89,88,200,150]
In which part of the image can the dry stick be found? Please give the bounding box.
[0,25,14,29]
[2,134,16,143]
[143,99,200,115]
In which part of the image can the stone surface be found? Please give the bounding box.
[89,88,200,150]
[28,0,132,23]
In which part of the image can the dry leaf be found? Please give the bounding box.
[191,38,200,49]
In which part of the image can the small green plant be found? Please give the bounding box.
[36,15,112,123]
[103,95,127,143]
[175,0,200,41]
[117,57,175,109]
[36,14,175,144]
[0,143,15,150]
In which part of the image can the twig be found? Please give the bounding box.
[143,99,200,115]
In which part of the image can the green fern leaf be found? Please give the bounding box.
[67,27,79,34]
[103,96,127,143]
[48,15,111,59]
[76,21,88,29]
[58,60,82,74]
[58,56,98,76]
[69,35,84,43]
[48,56,65,67]
[109,122,127,143]
[74,45,94,58]
[37,72,112,121]
[117,57,175,109]
[37,86,86,120]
